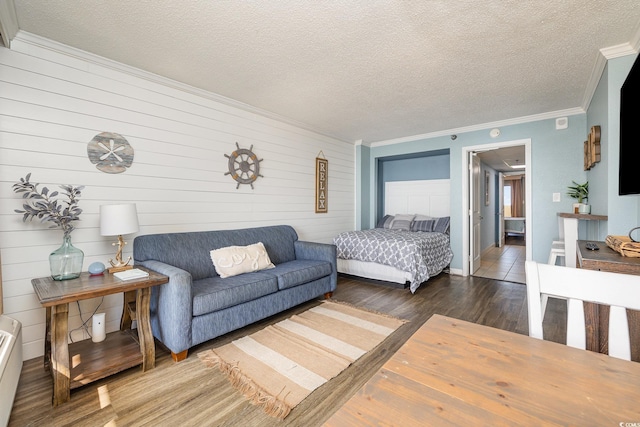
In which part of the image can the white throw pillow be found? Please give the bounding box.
[210,242,275,278]
[414,214,433,221]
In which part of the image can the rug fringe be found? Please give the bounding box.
[198,350,293,419]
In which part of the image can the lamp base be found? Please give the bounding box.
[108,265,133,274]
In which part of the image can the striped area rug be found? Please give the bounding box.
[198,300,407,419]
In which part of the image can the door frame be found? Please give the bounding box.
[461,138,532,277]
[498,172,505,247]
[470,152,482,274]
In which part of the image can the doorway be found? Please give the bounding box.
[461,139,532,280]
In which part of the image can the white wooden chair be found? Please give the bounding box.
[526,260,640,360]
[547,240,565,266]
[542,240,566,315]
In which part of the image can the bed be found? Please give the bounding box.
[504,217,525,237]
[334,179,453,293]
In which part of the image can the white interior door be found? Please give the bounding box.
[498,172,505,247]
[470,153,481,274]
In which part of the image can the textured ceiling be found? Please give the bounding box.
[8,1,640,143]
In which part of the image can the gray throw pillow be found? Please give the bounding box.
[376,215,394,229]
[411,219,436,232]
[433,216,450,234]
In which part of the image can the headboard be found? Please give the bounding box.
[384,179,450,217]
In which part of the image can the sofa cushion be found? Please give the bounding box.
[210,242,275,278]
[192,272,278,316]
[267,260,332,290]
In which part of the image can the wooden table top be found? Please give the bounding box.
[557,212,608,221]
[324,314,640,426]
[577,239,640,275]
[31,267,168,306]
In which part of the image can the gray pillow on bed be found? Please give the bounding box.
[411,219,436,232]
[390,214,415,231]
[376,215,395,229]
[433,216,450,234]
[410,216,450,233]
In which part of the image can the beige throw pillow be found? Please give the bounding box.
[210,242,275,278]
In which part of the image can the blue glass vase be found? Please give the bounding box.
[49,235,84,280]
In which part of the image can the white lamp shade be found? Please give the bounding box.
[100,204,139,236]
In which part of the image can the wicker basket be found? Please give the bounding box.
[605,235,640,257]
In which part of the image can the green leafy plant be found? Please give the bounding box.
[567,180,589,204]
[12,173,84,238]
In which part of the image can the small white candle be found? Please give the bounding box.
[92,313,106,343]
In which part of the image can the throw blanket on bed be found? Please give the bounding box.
[333,229,453,293]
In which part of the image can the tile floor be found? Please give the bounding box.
[473,241,526,284]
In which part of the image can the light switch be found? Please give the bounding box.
[552,193,561,202]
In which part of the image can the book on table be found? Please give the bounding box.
[113,268,149,281]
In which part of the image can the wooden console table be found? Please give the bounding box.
[32,267,168,406]
[577,240,640,362]
[324,315,640,426]
[557,212,607,267]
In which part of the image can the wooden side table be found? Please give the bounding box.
[31,267,168,406]
[577,240,640,362]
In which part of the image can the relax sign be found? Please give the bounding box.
[316,157,328,213]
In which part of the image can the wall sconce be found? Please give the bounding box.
[100,203,139,273]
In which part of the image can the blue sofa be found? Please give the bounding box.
[133,225,337,361]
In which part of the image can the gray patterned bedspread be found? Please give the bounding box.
[333,229,453,293]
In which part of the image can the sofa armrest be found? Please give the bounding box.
[294,241,337,290]
[136,260,193,354]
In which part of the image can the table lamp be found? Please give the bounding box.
[100,203,139,273]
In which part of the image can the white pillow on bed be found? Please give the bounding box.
[390,214,415,231]
[414,214,433,221]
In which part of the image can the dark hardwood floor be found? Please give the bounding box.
[9,273,567,427]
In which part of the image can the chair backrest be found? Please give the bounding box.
[525,260,640,360]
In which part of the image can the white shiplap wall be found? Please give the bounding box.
[0,35,355,361]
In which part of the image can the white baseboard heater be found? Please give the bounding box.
[0,315,22,427]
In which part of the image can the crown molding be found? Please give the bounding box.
[581,42,638,110]
[367,107,585,148]
[372,37,640,149]
[629,18,640,52]
[9,27,639,150]
[600,42,637,59]
[580,49,610,111]
[10,31,354,144]
[0,0,18,48]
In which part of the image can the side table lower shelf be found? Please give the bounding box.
[32,268,168,406]
[68,330,143,389]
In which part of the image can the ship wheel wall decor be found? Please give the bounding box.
[224,142,263,189]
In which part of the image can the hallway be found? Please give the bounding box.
[473,237,526,284]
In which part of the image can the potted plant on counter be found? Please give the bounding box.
[567,181,590,214]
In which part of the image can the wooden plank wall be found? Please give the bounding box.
[0,34,355,361]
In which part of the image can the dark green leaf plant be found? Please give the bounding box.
[12,173,84,238]
[567,181,589,204]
